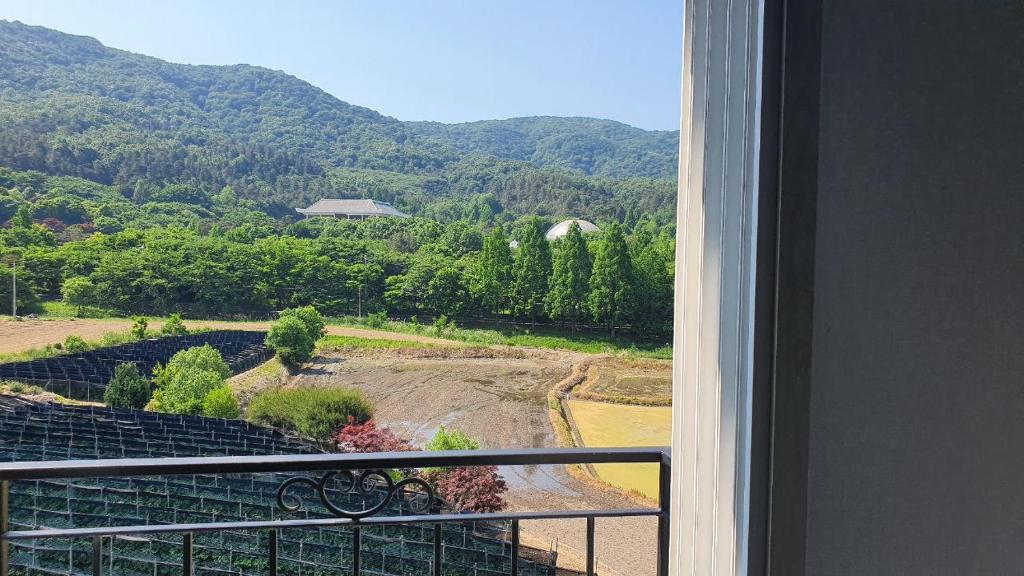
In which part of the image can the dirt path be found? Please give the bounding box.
[0,317,453,354]
[291,349,659,576]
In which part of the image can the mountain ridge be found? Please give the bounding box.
[0,20,678,224]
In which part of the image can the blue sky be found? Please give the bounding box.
[2,0,682,131]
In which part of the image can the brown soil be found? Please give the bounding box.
[0,317,452,354]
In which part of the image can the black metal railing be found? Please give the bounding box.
[0,447,670,576]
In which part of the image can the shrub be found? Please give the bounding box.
[153,366,225,415]
[366,311,388,329]
[265,316,314,368]
[201,386,240,419]
[248,387,372,441]
[431,315,452,336]
[63,335,89,353]
[104,363,151,409]
[334,417,415,453]
[434,465,508,513]
[149,345,231,415]
[131,316,148,339]
[278,306,326,341]
[165,345,231,380]
[425,426,480,451]
[160,313,188,336]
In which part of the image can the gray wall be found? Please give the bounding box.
[806,1,1024,574]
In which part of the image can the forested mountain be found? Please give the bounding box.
[0,20,678,225]
[407,117,678,179]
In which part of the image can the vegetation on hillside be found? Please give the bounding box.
[0,21,678,225]
[247,387,373,441]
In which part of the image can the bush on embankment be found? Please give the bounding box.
[247,387,372,441]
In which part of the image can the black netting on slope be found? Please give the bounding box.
[0,331,272,401]
[0,398,552,576]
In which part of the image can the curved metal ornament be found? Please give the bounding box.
[276,469,435,520]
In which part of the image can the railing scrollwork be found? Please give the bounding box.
[276,469,435,519]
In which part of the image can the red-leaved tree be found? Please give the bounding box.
[334,417,416,453]
[434,466,508,513]
[333,418,509,513]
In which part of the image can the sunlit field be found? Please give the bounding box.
[566,399,671,500]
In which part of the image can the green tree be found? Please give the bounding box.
[425,266,469,317]
[588,222,634,336]
[11,204,31,228]
[60,276,96,315]
[104,363,152,409]
[266,316,315,368]
[472,227,513,318]
[630,223,675,335]
[160,313,188,335]
[149,345,232,414]
[278,306,326,342]
[545,222,591,331]
[511,218,551,322]
[155,367,226,415]
[131,316,148,339]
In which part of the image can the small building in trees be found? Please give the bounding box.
[295,199,410,220]
[544,219,599,241]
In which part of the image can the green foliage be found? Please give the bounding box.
[63,335,89,353]
[247,387,373,441]
[131,316,148,340]
[511,217,552,321]
[150,345,232,414]
[0,21,678,230]
[160,313,188,336]
[545,222,592,327]
[278,306,326,341]
[589,222,634,334]
[471,227,513,317]
[201,386,240,419]
[60,276,95,315]
[424,426,481,474]
[154,367,225,415]
[104,363,151,409]
[425,426,480,451]
[365,311,388,328]
[265,316,315,368]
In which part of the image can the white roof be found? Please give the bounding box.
[296,199,409,218]
[545,219,600,241]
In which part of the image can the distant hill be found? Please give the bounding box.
[0,20,678,223]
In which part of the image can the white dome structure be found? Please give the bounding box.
[545,219,600,241]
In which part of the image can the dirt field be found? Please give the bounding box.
[576,358,672,404]
[289,349,660,576]
[0,317,454,355]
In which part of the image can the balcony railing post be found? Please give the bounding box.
[182,532,192,576]
[352,525,361,576]
[92,535,102,576]
[510,519,519,576]
[657,454,671,576]
[269,529,278,576]
[1,480,8,576]
[433,523,443,576]
[586,517,595,576]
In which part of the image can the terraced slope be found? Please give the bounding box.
[0,331,272,401]
[0,398,551,576]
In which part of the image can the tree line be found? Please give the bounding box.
[5,206,674,336]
